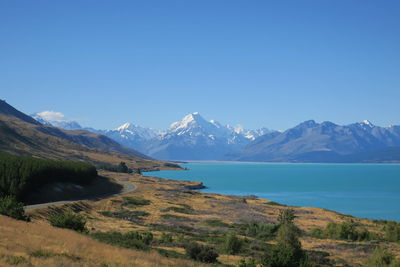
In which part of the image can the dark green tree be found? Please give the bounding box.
[0,195,29,221]
[185,242,219,263]
[117,162,129,173]
[262,209,312,267]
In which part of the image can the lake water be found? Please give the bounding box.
[145,163,400,221]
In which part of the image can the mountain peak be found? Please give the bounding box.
[170,112,207,131]
[362,120,374,127]
[297,120,317,128]
[115,122,133,131]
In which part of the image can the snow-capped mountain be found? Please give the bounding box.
[32,112,83,130]
[32,111,270,160]
[229,119,400,162]
[145,112,270,160]
[97,122,160,154]
[30,110,400,162]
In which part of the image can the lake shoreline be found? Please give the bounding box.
[145,162,400,222]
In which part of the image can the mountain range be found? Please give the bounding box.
[0,100,167,170]
[32,108,400,163]
[33,111,270,161]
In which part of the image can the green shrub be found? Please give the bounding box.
[91,231,152,250]
[0,195,29,221]
[204,219,230,228]
[156,248,185,259]
[30,250,52,258]
[310,221,375,241]
[122,196,151,206]
[383,221,400,242]
[4,255,27,265]
[185,242,219,263]
[237,222,278,240]
[238,258,257,267]
[163,204,193,214]
[160,214,188,220]
[48,210,87,232]
[100,209,149,223]
[160,232,174,244]
[223,233,243,255]
[363,247,400,267]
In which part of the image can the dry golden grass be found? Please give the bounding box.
[23,171,400,266]
[0,215,207,267]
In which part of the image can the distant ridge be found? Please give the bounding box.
[0,100,160,168]
[228,120,400,163]
[0,100,40,125]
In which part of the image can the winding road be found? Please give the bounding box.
[24,179,137,211]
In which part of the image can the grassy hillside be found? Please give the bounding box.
[0,100,169,170]
[21,171,400,267]
[0,215,206,267]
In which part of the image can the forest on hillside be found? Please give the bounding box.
[0,154,97,202]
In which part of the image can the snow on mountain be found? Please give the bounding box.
[113,122,159,140]
[229,119,400,162]
[145,112,271,160]
[32,110,271,160]
[32,112,82,130]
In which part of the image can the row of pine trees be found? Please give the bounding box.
[0,154,97,202]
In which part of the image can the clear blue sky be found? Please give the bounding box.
[1,0,399,130]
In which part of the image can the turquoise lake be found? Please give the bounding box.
[145,163,400,221]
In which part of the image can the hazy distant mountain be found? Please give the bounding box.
[35,111,270,160]
[32,112,83,130]
[33,109,400,162]
[229,120,400,162]
[0,100,153,165]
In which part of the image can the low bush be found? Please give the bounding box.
[122,196,151,207]
[363,247,400,267]
[223,233,243,255]
[160,214,188,220]
[310,221,376,241]
[235,222,278,240]
[163,207,193,214]
[156,248,186,259]
[91,231,153,250]
[383,221,400,242]
[238,258,257,267]
[204,219,230,228]
[100,209,149,223]
[159,232,174,244]
[48,210,87,232]
[0,195,29,221]
[185,242,219,263]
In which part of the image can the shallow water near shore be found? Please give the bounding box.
[145,163,400,221]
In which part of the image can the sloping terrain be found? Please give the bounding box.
[23,171,400,267]
[0,215,206,267]
[230,120,400,162]
[0,100,161,169]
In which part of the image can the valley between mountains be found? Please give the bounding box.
[33,110,400,163]
[1,99,400,267]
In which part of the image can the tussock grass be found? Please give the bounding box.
[0,215,207,267]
